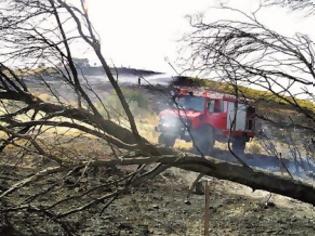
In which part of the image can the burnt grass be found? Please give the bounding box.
[79,172,315,236]
[1,164,315,236]
[1,134,314,235]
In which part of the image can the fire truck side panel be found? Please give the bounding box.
[227,102,247,131]
[206,113,227,130]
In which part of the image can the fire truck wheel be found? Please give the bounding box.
[232,138,246,155]
[158,134,176,147]
[192,126,214,155]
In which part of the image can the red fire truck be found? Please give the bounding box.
[156,87,256,155]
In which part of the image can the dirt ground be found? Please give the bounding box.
[74,168,315,236]
[1,133,315,236]
[1,148,315,235]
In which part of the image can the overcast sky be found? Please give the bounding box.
[84,0,315,73]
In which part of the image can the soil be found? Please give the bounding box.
[0,156,313,235]
[76,169,315,236]
[1,157,315,236]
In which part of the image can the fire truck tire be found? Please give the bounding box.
[158,134,176,147]
[232,138,246,155]
[192,126,215,155]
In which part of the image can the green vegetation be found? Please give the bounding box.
[98,88,150,120]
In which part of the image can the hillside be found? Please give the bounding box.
[171,76,315,113]
[8,66,314,128]
[170,76,315,130]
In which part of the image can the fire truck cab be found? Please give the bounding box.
[156,87,256,155]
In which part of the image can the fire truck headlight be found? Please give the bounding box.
[160,116,180,129]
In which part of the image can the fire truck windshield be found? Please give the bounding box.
[175,96,205,112]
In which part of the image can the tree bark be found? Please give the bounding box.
[91,155,315,206]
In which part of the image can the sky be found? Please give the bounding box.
[83,0,315,74]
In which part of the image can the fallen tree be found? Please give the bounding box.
[0,0,314,234]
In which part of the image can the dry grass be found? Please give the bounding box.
[246,139,263,155]
[137,114,159,144]
[0,128,115,169]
